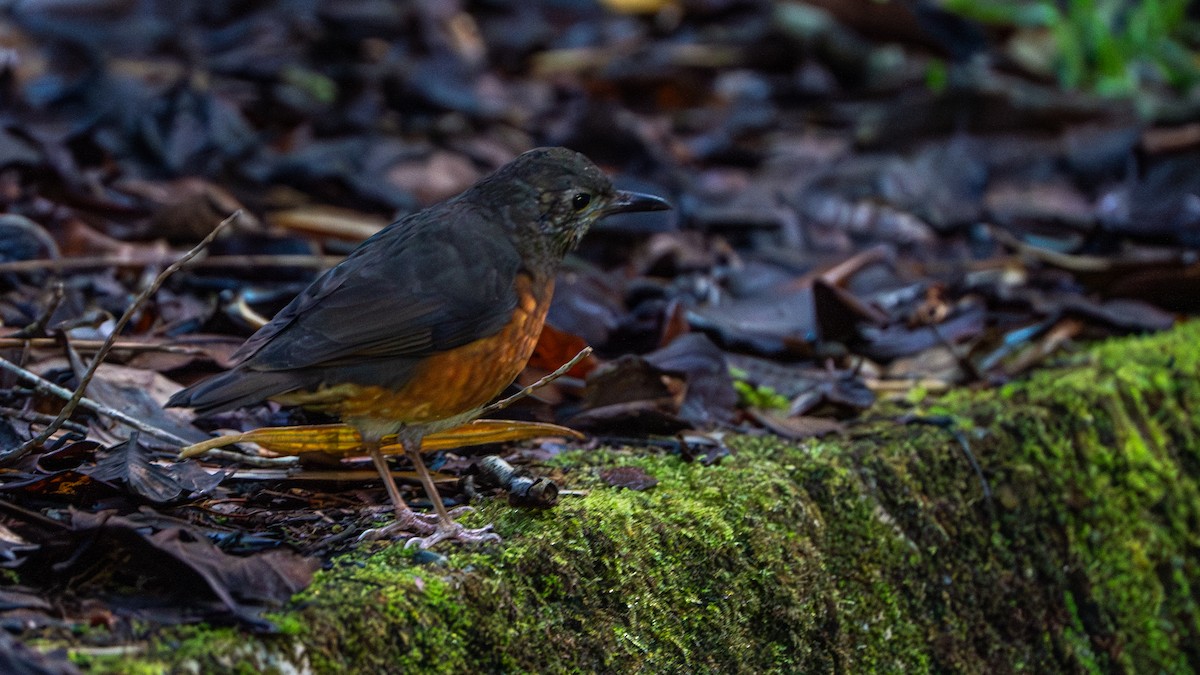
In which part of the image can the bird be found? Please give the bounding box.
[168,147,671,548]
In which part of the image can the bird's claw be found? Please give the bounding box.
[358,509,437,541]
[404,521,501,549]
[357,506,483,543]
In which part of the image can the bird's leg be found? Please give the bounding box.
[368,440,412,522]
[402,436,501,549]
[358,435,491,545]
[404,437,452,523]
[358,437,439,539]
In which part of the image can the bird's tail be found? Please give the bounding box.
[166,369,296,416]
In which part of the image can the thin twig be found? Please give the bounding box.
[480,346,592,415]
[0,406,88,434]
[0,211,241,465]
[0,497,71,530]
[202,448,300,467]
[0,356,191,446]
[0,337,205,354]
[0,253,342,275]
[11,282,64,339]
[225,468,450,482]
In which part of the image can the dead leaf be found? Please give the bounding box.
[86,433,224,504]
[600,466,658,491]
[179,419,584,459]
[643,333,738,427]
[19,511,317,626]
[527,323,597,379]
[267,205,388,242]
[746,410,844,440]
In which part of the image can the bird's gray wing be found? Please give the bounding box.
[234,204,523,372]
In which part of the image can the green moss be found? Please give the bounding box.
[51,321,1200,672]
[730,366,791,410]
[280,446,837,672]
[71,626,301,674]
[966,324,1200,674]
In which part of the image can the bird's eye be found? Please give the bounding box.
[571,193,592,211]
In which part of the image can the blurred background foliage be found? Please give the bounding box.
[942,0,1199,95]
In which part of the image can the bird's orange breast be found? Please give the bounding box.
[288,274,554,427]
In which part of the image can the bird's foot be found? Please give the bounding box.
[444,505,475,518]
[357,506,479,542]
[404,520,501,550]
[357,506,439,540]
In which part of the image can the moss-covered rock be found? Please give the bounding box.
[71,322,1200,673]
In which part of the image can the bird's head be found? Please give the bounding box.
[474,147,671,258]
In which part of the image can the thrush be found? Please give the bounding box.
[168,147,671,547]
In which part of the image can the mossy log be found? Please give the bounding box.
[78,322,1200,673]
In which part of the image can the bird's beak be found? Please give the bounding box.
[601,190,672,216]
